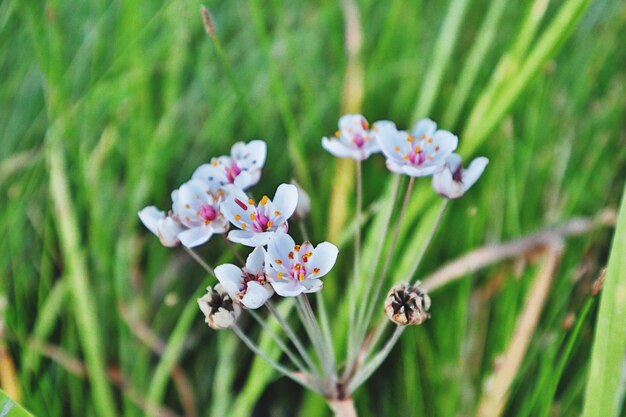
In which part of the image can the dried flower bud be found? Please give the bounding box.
[198,284,241,330]
[384,282,431,326]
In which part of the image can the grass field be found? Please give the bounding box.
[1,0,626,416]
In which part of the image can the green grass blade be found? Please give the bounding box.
[0,390,34,417]
[582,182,626,417]
[411,0,471,122]
[46,137,118,417]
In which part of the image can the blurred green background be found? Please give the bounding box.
[1,0,625,416]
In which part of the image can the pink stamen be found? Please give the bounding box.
[225,161,242,183]
[353,133,365,148]
[199,204,217,224]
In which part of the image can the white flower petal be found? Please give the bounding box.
[138,206,164,236]
[220,186,254,228]
[240,281,273,309]
[272,184,298,221]
[178,226,214,248]
[432,167,464,199]
[385,159,407,175]
[462,157,489,191]
[307,242,338,278]
[412,118,437,138]
[215,264,244,296]
[228,230,274,247]
[375,122,410,163]
[268,233,296,263]
[432,130,458,156]
[159,217,184,246]
[322,137,359,159]
[246,246,266,275]
[232,140,267,171]
[271,280,304,297]
[402,164,442,178]
[302,279,323,294]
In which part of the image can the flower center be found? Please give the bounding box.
[226,161,242,183]
[251,210,272,231]
[200,204,218,224]
[353,133,366,148]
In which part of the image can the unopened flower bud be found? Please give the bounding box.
[384,282,431,325]
[198,284,241,330]
[291,180,311,220]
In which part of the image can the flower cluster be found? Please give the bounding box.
[139,139,338,327]
[322,114,488,199]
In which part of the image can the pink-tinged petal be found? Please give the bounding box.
[412,118,437,139]
[307,242,338,278]
[432,167,464,199]
[220,186,254,228]
[271,280,304,297]
[214,264,244,296]
[240,281,273,309]
[228,230,274,247]
[302,279,323,294]
[461,157,489,191]
[178,226,214,248]
[138,206,164,236]
[246,246,266,275]
[322,137,358,159]
[272,184,298,221]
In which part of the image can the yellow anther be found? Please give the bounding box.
[248,198,256,205]
[260,195,269,206]
[250,213,256,220]
[288,251,294,259]
[428,156,434,160]
[274,210,281,215]
[294,245,301,252]
[403,155,410,160]
[427,137,433,143]
[334,130,340,137]
[185,204,190,209]
[211,159,218,166]
[234,214,241,221]
[241,223,247,230]
[294,264,301,270]
[275,259,283,265]
[313,268,320,274]
[414,146,421,153]
[393,146,400,151]
[267,221,273,228]
[421,134,426,139]
[298,273,305,281]
[277,272,283,279]
[407,135,414,143]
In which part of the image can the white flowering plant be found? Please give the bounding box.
[139,115,487,416]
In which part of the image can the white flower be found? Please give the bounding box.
[375,118,458,177]
[172,179,229,248]
[221,184,298,247]
[266,233,338,297]
[215,246,274,309]
[432,154,488,199]
[197,284,241,330]
[138,206,184,247]
[192,140,267,191]
[322,114,380,160]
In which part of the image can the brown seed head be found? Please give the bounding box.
[384,282,431,325]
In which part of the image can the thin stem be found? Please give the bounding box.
[295,295,336,384]
[232,325,323,395]
[265,301,319,376]
[346,175,402,375]
[347,326,405,394]
[353,177,414,362]
[346,160,363,365]
[302,295,336,379]
[247,309,311,374]
[183,247,215,277]
[408,199,448,285]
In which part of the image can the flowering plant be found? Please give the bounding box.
[139,115,487,416]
